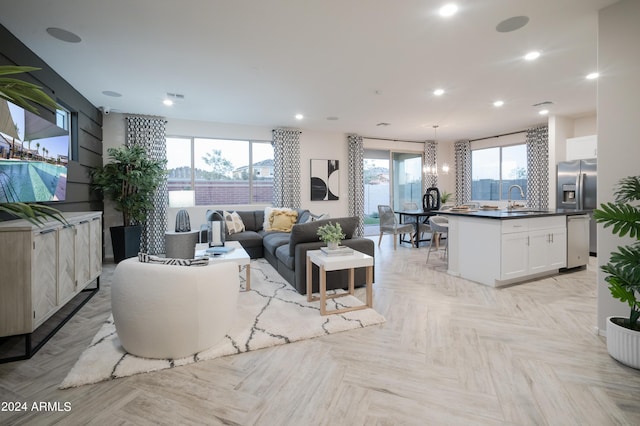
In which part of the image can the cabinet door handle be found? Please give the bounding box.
[39,229,55,235]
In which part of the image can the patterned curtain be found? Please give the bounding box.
[347,134,365,237]
[125,115,168,255]
[272,128,301,208]
[423,140,438,191]
[526,125,549,210]
[454,140,471,205]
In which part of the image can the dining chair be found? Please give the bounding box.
[377,205,414,250]
[402,202,431,239]
[426,215,449,263]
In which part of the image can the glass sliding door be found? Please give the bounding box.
[392,152,423,210]
[363,149,390,234]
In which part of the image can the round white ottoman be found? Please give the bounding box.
[111,257,239,359]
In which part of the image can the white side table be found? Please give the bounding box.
[195,241,251,291]
[306,250,374,315]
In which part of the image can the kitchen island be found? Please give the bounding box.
[436,209,586,287]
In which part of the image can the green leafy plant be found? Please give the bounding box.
[440,190,453,204]
[594,175,640,331]
[316,221,346,244]
[0,65,65,226]
[0,65,59,114]
[91,145,167,226]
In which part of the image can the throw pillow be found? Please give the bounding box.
[138,252,209,266]
[269,210,298,232]
[263,207,295,231]
[224,210,245,235]
[306,212,331,223]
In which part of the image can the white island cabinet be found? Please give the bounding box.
[445,213,567,287]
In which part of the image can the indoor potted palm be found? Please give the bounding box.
[593,175,640,369]
[91,145,166,262]
[317,221,346,250]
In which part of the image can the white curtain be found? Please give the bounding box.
[423,140,438,190]
[454,140,471,205]
[347,134,364,237]
[272,128,301,208]
[526,125,549,210]
[125,115,167,255]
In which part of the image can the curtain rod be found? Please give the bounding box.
[363,136,425,143]
[469,130,525,142]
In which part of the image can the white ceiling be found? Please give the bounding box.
[0,0,617,142]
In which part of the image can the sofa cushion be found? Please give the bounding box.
[226,230,263,249]
[262,231,291,256]
[270,210,298,232]
[275,244,295,270]
[289,217,358,257]
[235,210,263,232]
[224,211,245,235]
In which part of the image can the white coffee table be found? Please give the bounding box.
[196,241,251,291]
[306,249,374,315]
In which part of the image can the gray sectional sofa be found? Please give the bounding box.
[200,209,375,295]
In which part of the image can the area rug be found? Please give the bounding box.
[60,259,385,389]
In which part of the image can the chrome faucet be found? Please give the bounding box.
[507,184,525,210]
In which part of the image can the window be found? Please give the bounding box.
[166,137,273,206]
[471,144,527,201]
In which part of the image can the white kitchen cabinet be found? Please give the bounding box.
[446,213,568,287]
[566,135,597,160]
[0,212,102,339]
[500,216,566,281]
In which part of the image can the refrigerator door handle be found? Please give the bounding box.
[576,173,584,210]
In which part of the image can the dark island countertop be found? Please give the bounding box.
[435,208,589,220]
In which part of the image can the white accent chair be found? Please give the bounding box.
[378,205,414,249]
[111,258,239,359]
[426,215,449,263]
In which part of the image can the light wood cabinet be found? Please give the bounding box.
[0,212,102,338]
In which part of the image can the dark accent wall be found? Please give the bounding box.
[0,23,103,220]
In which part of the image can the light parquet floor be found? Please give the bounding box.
[1,237,640,425]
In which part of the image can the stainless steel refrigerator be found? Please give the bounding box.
[557,158,597,255]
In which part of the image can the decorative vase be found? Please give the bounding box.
[607,316,640,369]
[175,209,191,232]
[327,241,339,250]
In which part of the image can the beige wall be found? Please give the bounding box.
[596,0,640,334]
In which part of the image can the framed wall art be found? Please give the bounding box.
[310,159,339,201]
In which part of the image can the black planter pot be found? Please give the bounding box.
[110,225,142,263]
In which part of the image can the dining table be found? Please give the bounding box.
[395,209,439,247]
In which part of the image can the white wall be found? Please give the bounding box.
[596,0,640,333]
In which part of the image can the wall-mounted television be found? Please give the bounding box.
[0,99,69,202]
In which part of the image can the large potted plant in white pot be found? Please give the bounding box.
[593,175,640,369]
[91,145,166,262]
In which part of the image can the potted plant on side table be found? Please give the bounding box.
[91,145,166,262]
[593,175,640,369]
[317,221,346,250]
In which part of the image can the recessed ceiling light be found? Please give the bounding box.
[586,72,599,80]
[295,114,304,120]
[493,100,504,107]
[433,88,445,96]
[524,51,541,61]
[538,109,549,115]
[439,4,458,17]
[46,27,82,43]
[163,99,174,106]
[102,90,122,97]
